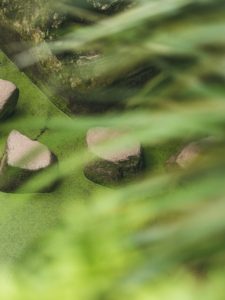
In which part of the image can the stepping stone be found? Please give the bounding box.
[0,130,57,193]
[84,127,143,185]
[166,137,216,170]
[0,79,19,120]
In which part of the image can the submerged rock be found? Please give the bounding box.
[0,79,19,120]
[0,130,57,193]
[84,127,143,185]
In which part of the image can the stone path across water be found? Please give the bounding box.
[0,76,58,192]
[0,50,102,265]
[0,49,215,266]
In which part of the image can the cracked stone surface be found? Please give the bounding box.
[84,127,143,185]
[0,130,57,192]
[0,79,19,120]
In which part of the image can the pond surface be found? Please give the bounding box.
[0,50,103,265]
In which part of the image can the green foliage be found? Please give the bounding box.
[0,0,225,299]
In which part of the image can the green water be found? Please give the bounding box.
[0,51,104,264]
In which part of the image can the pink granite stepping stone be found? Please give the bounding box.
[0,130,57,192]
[166,137,216,169]
[0,79,19,120]
[84,127,143,185]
